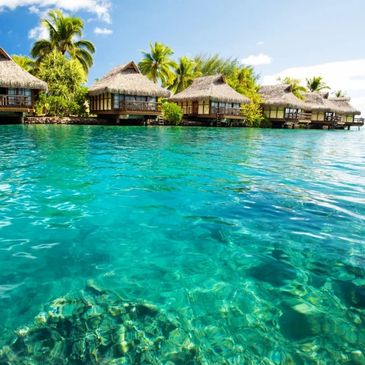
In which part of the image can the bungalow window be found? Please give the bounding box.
[325,112,335,121]
[24,89,32,106]
[113,94,125,109]
[219,102,226,110]
[113,94,118,109]
[147,96,157,111]
[8,88,16,105]
[211,101,219,113]
[285,108,300,119]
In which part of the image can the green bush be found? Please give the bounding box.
[161,101,183,125]
[35,50,88,117]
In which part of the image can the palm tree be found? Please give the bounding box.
[169,57,196,93]
[31,9,95,73]
[306,76,330,92]
[333,90,346,97]
[194,54,238,78]
[278,76,307,99]
[138,42,177,87]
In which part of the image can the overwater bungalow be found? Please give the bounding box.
[303,93,361,129]
[170,75,250,125]
[328,96,362,129]
[259,85,309,128]
[302,92,337,128]
[0,48,47,123]
[89,61,170,124]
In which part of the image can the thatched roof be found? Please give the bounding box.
[170,75,250,104]
[259,84,305,109]
[303,93,360,115]
[0,48,47,90]
[328,96,361,115]
[303,92,332,112]
[89,61,170,97]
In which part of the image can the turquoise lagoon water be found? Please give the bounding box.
[0,125,365,364]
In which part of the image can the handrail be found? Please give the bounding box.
[113,100,160,112]
[0,94,32,107]
[324,115,342,122]
[211,106,242,116]
[354,117,364,125]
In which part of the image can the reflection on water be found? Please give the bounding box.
[0,125,365,364]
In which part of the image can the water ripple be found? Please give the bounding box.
[0,126,365,363]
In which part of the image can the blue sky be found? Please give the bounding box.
[1,0,365,113]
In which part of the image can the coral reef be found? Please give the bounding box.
[0,282,200,365]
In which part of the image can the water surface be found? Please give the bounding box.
[0,125,365,364]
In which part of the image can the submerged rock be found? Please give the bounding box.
[249,260,297,287]
[0,285,202,365]
[336,281,365,309]
[279,305,322,341]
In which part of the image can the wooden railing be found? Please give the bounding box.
[324,115,342,123]
[284,112,301,120]
[0,95,32,108]
[211,106,242,116]
[299,112,312,120]
[283,112,312,121]
[113,101,160,112]
[354,117,364,126]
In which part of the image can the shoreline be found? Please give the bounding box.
[19,116,363,130]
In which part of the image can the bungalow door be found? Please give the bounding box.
[192,101,199,115]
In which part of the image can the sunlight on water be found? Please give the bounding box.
[0,125,365,364]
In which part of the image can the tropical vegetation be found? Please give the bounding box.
[138,51,265,126]
[161,101,183,125]
[138,42,177,88]
[169,57,196,94]
[278,75,333,97]
[333,90,346,97]
[35,50,88,116]
[10,8,347,125]
[12,55,35,73]
[12,9,93,117]
[31,9,95,73]
[277,76,307,99]
[306,76,330,93]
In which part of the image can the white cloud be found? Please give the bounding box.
[241,53,272,66]
[28,24,48,39]
[94,27,112,35]
[0,0,112,23]
[262,59,365,115]
[257,41,264,46]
